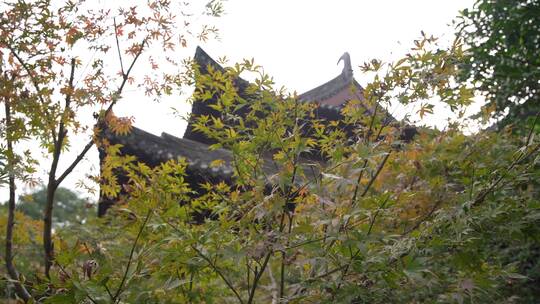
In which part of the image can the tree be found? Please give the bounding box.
[457,0,540,129]
[16,187,93,226]
[0,0,222,301]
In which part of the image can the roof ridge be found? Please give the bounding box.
[298,73,359,103]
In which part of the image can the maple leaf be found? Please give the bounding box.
[106,112,134,135]
[66,27,82,46]
[116,25,124,36]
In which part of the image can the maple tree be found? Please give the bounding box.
[0,0,222,301]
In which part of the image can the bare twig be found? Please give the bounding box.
[349,159,368,208]
[55,140,94,186]
[114,18,126,77]
[86,294,98,304]
[104,38,148,115]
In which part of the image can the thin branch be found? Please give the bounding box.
[286,237,326,250]
[333,249,362,292]
[112,208,152,303]
[191,245,245,304]
[349,159,368,208]
[402,198,443,236]
[333,194,392,294]
[472,108,540,207]
[525,109,540,147]
[469,165,475,200]
[55,37,148,187]
[365,102,379,142]
[305,264,348,282]
[327,108,392,247]
[348,110,390,211]
[113,18,126,77]
[341,152,391,232]
[104,282,114,301]
[246,258,251,297]
[247,252,271,304]
[473,143,540,206]
[268,263,280,303]
[366,194,391,236]
[64,58,77,109]
[321,150,392,266]
[358,151,391,199]
[55,139,94,187]
[279,213,293,300]
[277,149,299,300]
[86,294,98,304]
[105,37,147,115]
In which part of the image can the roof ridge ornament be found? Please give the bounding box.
[337,52,353,80]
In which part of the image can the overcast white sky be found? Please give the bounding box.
[115,0,475,137]
[7,0,476,201]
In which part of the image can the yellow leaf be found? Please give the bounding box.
[210,159,225,168]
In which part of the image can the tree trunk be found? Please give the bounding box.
[4,99,33,301]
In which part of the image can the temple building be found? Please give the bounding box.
[98,47,415,216]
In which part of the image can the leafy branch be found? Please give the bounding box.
[112,208,152,303]
[191,244,245,304]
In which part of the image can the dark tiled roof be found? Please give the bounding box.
[102,126,235,179]
[101,126,318,183]
[194,46,354,110]
[194,46,224,73]
[194,46,250,89]
[191,47,402,126]
[298,73,359,104]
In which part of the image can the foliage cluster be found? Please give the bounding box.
[457,0,540,129]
